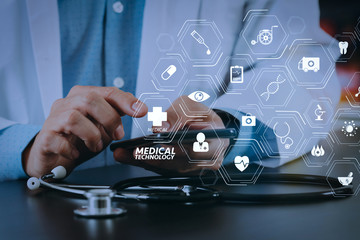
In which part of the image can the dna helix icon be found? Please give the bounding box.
[260,74,286,101]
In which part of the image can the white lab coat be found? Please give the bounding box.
[0,0,340,168]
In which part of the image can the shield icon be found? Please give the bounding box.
[234,156,249,172]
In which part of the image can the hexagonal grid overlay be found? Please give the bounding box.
[326,159,360,196]
[219,139,264,186]
[156,33,175,52]
[216,56,256,94]
[178,20,222,63]
[253,68,294,108]
[262,115,305,157]
[178,77,219,115]
[242,15,287,55]
[304,98,335,128]
[330,108,360,146]
[328,33,357,62]
[132,95,182,143]
[301,133,334,167]
[344,72,360,108]
[151,57,186,90]
[286,43,334,87]
[178,123,226,166]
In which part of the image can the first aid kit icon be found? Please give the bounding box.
[242,113,256,126]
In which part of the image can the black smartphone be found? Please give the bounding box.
[110,128,238,151]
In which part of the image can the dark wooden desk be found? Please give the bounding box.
[1,148,359,240]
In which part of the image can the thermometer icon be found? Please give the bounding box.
[190,30,211,55]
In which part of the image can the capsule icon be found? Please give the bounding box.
[161,65,177,80]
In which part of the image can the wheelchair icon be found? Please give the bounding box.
[251,25,278,46]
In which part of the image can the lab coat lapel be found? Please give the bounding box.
[26,0,62,118]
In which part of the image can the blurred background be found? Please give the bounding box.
[319,0,359,103]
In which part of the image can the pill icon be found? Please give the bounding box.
[161,65,177,80]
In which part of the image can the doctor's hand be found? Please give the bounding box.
[113,96,229,175]
[22,86,148,178]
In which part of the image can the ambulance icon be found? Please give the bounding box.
[298,57,320,73]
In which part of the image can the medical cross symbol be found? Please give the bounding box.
[147,107,167,126]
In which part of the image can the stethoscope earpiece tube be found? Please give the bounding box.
[27,166,126,218]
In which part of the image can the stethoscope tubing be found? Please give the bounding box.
[34,173,353,203]
[111,174,353,203]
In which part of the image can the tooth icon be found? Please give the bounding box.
[339,41,349,55]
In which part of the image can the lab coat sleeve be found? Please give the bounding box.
[0,124,41,181]
[212,0,340,166]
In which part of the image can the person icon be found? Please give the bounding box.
[193,132,209,152]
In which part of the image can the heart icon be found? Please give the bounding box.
[234,156,249,172]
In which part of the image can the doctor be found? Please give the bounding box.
[0,0,340,181]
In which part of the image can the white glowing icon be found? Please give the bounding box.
[342,120,358,137]
[338,41,348,55]
[188,91,210,102]
[234,156,250,172]
[338,172,353,186]
[311,145,325,157]
[147,107,167,127]
[190,30,211,55]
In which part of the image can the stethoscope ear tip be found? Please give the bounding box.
[27,177,40,190]
[51,166,67,179]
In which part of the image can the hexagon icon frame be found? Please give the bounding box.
[326,159,360,196]
[218,139,264,186]
[328,33,357,62]
[344,72,360,108]
[303,98,335,128]
[178,77,219,115]
[301,133,335,167]
[253,68,295,108]
[178,123,226,166]
[287,16,306,35]
[330,108,360,146]
[216,55,256,94]
[156,33,175,52]
[178,20,222,64]
[199,168,219,186]
[286,43,334,87]
[151,57,187,90]
[132,95,182,143]
[356,18,360,38]
[242,15,287,56]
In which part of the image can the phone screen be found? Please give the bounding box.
[110,128,237,151]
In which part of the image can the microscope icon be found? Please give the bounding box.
[314,104,325,121]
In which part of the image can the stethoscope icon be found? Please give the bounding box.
[273,122,294,149]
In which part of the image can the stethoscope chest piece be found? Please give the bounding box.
[74,189,126,218]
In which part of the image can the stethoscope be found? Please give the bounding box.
[27,166,353,218]
[273,122,294,149]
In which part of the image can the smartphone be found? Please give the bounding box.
[110,128,238,151]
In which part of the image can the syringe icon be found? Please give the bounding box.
[190,30,211,55]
